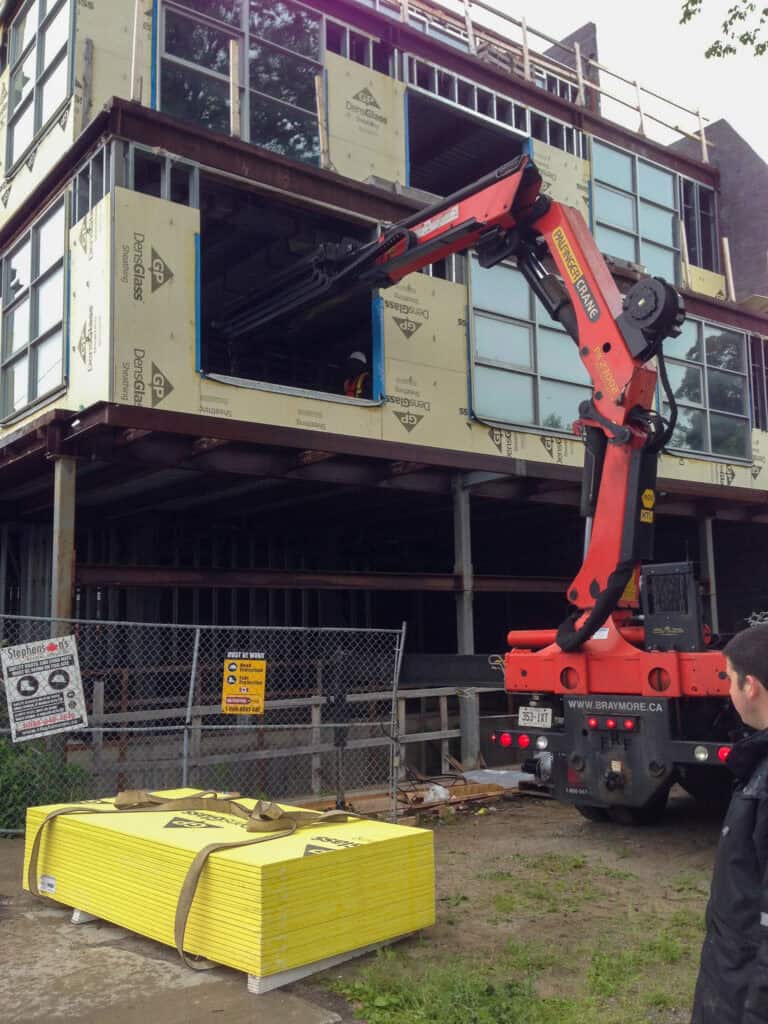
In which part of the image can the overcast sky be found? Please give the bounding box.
[446,0,767,164]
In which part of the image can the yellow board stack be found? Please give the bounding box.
[23,791,435,986]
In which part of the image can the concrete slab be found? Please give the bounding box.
[0,838,346,1023]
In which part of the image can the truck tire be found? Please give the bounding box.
[574,803,610,822]
[606,786,670,826]
[678,765,733,809]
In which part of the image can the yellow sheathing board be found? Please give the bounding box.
[533,140,590,221]
[112,189,199,412]
[686,265,727,301]
[68,194,112,409]
[383,276,467,371]
[74,0,153,132]
[325,53,406,184]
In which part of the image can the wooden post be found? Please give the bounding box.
[520,18,531,81]
[721,236,736,301]
[574,41,585,106]
[51,456,76,623]
[229,39,241,137]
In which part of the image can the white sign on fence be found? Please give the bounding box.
[1,635,88,742]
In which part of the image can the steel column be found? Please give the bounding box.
[453,475,474,654]
[51,456,77,620]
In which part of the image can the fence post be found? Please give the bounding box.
[439,695,449,774]
[182,628,201,787]
[92,678,104,784]
[458,688,480,770]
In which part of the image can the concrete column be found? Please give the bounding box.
[51,456,77,622]
[699,515,720,634]
[452,475,474,654]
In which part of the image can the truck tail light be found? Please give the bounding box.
[517,734,531,749]
[717,746,732,762]
[606,718,617,730]
[587,717,599,729]
[623,718,636,731]
[499,732,513,748]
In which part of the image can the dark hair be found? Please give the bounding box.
[724,625,768,691]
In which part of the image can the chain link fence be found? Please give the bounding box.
[0,615,405,833]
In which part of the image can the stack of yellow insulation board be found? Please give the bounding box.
[24,790,435,987]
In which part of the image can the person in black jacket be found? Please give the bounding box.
[692,624,768,1024]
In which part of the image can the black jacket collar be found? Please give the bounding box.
[727,728,768,782]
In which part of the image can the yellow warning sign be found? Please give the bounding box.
[640,509,655,524]
[641,489,656,510]
[221,651,266,715]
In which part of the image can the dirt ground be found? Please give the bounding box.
[0,788,723,1023]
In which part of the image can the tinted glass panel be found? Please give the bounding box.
[161,62,230,135]
[165,10,231,73]
[11,1,38,63]
[37,203,65,273]
[7,241,31,300]
[664,318,701,362]
[10,50,36,116]
[595,185,634,231]
[471,262,529,319]
[540,380,591,431]
[42,1,69,66]
[710,413,749,459]
[638,161,675,207]
[706,328,745,372]
[5,355,29,412]
[595,224,636,262]
[249,91,320,163]
[667,404,706,452]
[40,55,68,123]
[640,201,676,246]
[474,314,532,368]
[250,0,321,60]
[4,299,30,354]
[537,327,589,384]
[665,361,702,404]
[640,241,676,281]
[35,266,63,337]
[249,43,319,110]
[10,101,35,163]
[474,365,534,423]
[592,141,633,191]
[174,0,241,25]
[35,329,62,394]
[708,368,747,415]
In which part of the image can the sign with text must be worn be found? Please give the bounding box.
[1,635,87,742]
[221,651,267,715]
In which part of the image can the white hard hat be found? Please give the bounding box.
[349,351,367,364]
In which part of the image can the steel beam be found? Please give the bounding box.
[453,475,474,654]
[51,456,77,620]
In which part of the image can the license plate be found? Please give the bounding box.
[518,706,552,729]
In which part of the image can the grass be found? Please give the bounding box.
[323,842,708,1024]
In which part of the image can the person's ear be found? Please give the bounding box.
[744,674,762,700]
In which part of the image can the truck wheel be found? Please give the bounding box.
[574,803,610,822]
[606,787,670,826]
[678,765,733,810]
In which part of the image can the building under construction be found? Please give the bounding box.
[1,0,767,655]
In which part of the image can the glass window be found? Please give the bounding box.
[663,317,750,460]
[595,185,634,231]
[1,199,67,417]
[595,224,636,263]
[249,92,320,163]
[474,365,535,424]
[161,62,230,135]
[249,0,322,61]
[593,141,633,192]
[165,10,232,73]
[638,161,675,207]
[640,241,676,281]
[472,260,529,319]
[706,328,745,372]
[639,202,676,247]
[474,314,532,368]
[7,0,71,168]
[174,0,242,25]
[249,43,319,111]
[537,327,589,384]
[540,380,590,431]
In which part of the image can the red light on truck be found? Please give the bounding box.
[717,746,732,762]
[499,732,513,748]
[606,718,617,730]
[623,719,636,731]
[490,733,497,743]
[517,734,531,749]
[587,717,599,729]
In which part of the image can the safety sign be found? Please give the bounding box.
[0,634,88,742]
[221,651,267,715]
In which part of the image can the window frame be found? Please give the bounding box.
[6,0,73,173]
[591,138,681,283]
[0,195,68,421]
[469,256,591,432]
[680,176,720,273]
[662,317,751,461]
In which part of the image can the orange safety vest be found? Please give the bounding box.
[344,371,369,398]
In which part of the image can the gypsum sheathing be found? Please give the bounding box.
[24,806,434,974]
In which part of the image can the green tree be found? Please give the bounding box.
[680,1,768,57]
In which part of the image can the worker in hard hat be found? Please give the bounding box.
[343,351,369,398]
